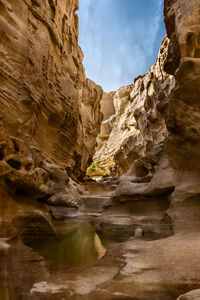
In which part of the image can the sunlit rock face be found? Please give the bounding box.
[94,37,173,178]
[0,0,102,180]
[162,0,200,233]
[164,0,200,172]
[0,0,103,246]
[100,92,115,120]
[1,0,200,299]
[101,0,200,235]
[0,2,103,296]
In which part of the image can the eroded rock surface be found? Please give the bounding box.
[0,0,103,180]
[177,289,200,300]
[94,37,172,178]
[0,1,103,297]
[94,0,200,236]
[1,0,200,299]
[164,0,200,172]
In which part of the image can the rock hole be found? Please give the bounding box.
[7,159,21,170]
[194,48,200,58]
[0,147,4,160]
[5,178,12,186]
[185,33,195,57]
[31,0,41,7]
[20,99,32,109]
[11,139,19,152]
[49,174,54,181]
[37,195,51,201]
[28,58,34,66]
[140,82,145,92]
[39,161,44,168]
[48,0,56,18]
[15,185,40,198]
[48,113,61,127]
[186,33,195,47]
[135,165,149,178]
[198,33,200,45]
[25,163,32,171]
[42,172,49,184]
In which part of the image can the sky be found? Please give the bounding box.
[78,0,166,92]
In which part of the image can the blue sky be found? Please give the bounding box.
[78,0,166,92]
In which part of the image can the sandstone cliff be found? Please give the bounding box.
[0,0,104,257]
[94,37,173,179]
[164,0,200,172]
[0,0,103,183]
[97,0,200,236]
[0,2,103,295]
[1,1,200,299]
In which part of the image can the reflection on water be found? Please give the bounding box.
[0,285,9,300]
[33,221,106,272]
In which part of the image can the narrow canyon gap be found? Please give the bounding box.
[0,0,200,299]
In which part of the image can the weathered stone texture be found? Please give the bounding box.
[164,0,200,172]
[1,0,200,299]
[94,37,173,178]
[107,0,200,236]
[0,0,102,180]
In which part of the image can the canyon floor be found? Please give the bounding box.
[1,0,200,299]
[1,180,200,300]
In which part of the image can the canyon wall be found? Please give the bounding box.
[164,0,200,172]
[1,0,200,299]
[0,0,103,183]
[94,37,173,178]
[0,2,103,295]
[0,0,104,255]
[162,0,200,232]
[95,0,200,236]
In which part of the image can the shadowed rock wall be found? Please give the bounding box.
[164,0,200,171]
[0,0,103,255]
[0,2,103,295]
[0,0,103,181]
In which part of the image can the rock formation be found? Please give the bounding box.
[0,0,103,246]
[164,0,200,172]
[1,0,200,299]
[0,1,103,296]
[95,0,200,235]
[177,289,200,300]
[96,91,116,153]
[0,0,103,182]
[94,37,172,178]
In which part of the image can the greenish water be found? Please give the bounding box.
[34,221,106,272]
[0,286,9,300]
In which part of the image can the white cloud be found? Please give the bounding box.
[78,0,165,92]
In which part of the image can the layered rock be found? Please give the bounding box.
[1,0,200,299]
[94,0,200,236]
[0,0,104,248]
[164,0,200,172]
[161,0,200,232]
[94,37,173,178]
[0,2,103,296]
[0,0,103,181]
